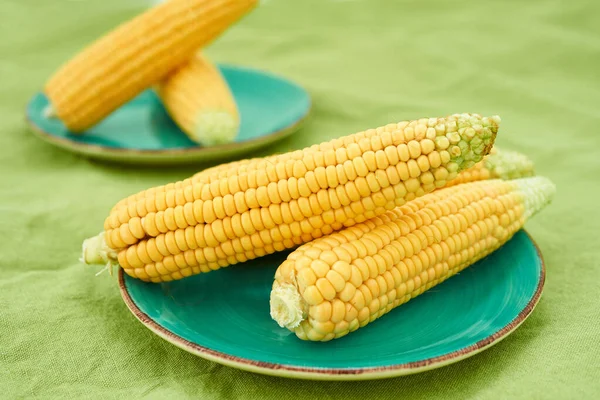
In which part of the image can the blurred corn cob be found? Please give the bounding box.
[157,53,239,146]
[45,0,257,132]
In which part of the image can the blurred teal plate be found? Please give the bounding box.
[26,65,310,165]
[119,230,545,380]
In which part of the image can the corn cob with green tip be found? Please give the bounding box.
[82,113,499,282]
[44,0,257,132]
[106,146,531,216]
[269,176,555,341]
[448,146,535,186]
[157,53,239,146]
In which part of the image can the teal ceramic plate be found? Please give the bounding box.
[26,65,310,165]
[119,230,545,380]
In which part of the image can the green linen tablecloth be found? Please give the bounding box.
[1,0,598,398]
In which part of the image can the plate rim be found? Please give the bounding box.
[118,230,545,381]
[25,65,311,164]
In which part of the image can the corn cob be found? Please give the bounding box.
[269,177,555,341]
[157,53,239,146]
[448,147,535,186]
[108,146,530,214]
[82,113,499,282]
[44,0,257,132]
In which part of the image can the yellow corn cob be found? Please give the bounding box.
[448,146,535,186]
[108,157,258,214]
[269,177,555,341]
[157,53,239,146]
[82,113,499,282]
[107,146,529,215]
[108,146,528,215]
[44,0,257,132]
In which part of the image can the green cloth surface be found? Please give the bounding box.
[1,0,598,398]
